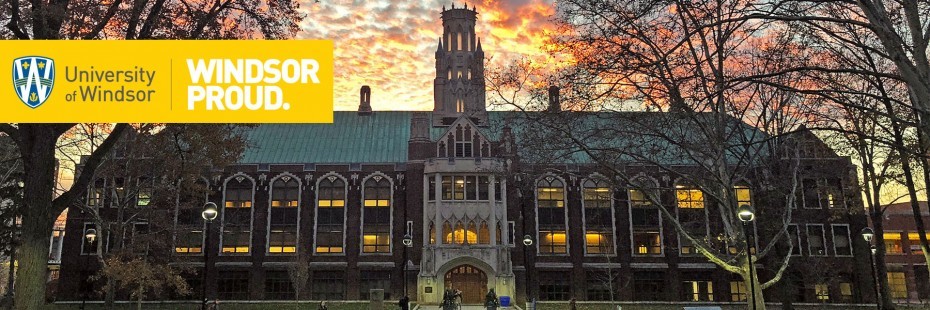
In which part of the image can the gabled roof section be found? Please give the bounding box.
[431,115,490,142]
[240,111,413,164]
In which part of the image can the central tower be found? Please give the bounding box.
[433,4,487,126]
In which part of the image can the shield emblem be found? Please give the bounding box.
[12,56,55,108]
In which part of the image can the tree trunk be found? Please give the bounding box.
[13,126,58,310]
[871,209,896,309]
[743,256,766,310]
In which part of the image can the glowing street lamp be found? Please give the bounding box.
[737,205,756,310]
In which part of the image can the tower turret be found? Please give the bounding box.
[433,4,487,126]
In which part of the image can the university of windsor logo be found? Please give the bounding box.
[12,56,55,108]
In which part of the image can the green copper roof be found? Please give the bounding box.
[240,111,414,164]
[240,111,768,165]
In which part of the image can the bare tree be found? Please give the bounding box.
[0,0,305,306]
[485,1,822,308]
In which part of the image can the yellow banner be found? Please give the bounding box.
[1,40,333,123]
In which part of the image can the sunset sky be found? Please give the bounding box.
[296,0,559,111]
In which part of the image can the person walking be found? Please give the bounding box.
[569,298,577,310]
[398,295,410,310]
[318,300,328,310]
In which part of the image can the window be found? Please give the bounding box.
[907,233,930,254]
[788,225,802,256]
[839,279,854,302]
[508,221,515,246]
[539,272,571,301]
[629,189,653,207]
[633,271,665,301]
[428,177,436,201]
[222,177,253,254]
[363,176,392,253]
[175,208,203,254]
[629,185,662,256]
[216,271,249,300]
[316,176,345,254]
[360,271,392,300]
[87,186,105,207]
[444,221,483,245]
[683,280,714,301]
[49,226,65,262]
[826,178,845,209]
[452,124,473,157]
[494,179,503,201]
[807,224,826,256]
[80,223,99,255]
[265,271,294,300]
[730,281,746,301]
[539,230,567,254]
[584,179,614,255]
[734,186,752,207]
[311,271,345,300]
[633,232,662,255]
[885,232,903,254]
[676,187,704,209]
[537,177,567,254]
[815,283,829,302]
[269,176,299,254]
[888,272,907,299]
[586,270,619,301]
[831,225,852,256]
[216,270,249,300]
[439,175,490,201]
[137,181,152,207]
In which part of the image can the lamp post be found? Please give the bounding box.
[737,204,756,310]
[81,228,97,310]
[862,227,880,310]
[200,202,218,310]
[522,234,533,308]
[402,233,413,300]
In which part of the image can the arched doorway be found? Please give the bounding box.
[444,265,487,304]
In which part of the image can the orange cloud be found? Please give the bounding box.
[297,1,559,111]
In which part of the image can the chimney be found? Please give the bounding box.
[409,112,430,142]
[547,85,560,112]
[358,85,372,115]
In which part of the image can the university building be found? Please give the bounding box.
[55,4,875,305]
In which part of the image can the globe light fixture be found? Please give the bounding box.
[861,227,875,243]
[84,228,97,242]
[403,233,413,247]
[523,234,533,246]
[737,204,755,222]
[202,202,218,222]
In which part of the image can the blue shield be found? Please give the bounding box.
[12,56,55,108]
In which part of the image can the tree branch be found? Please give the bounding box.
[0,124,21,145]
[52,123,129,214]
[5,0,29,39]
[82,0,125,39]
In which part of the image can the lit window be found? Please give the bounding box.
[840,282,853,302]
[815,283,829,301]
[316,176,346,254]
[632,232,661,255]
[540,231,567,254]
[885,232,903,254]
[363,176,391,253]
[683,280,713,301]
[268,176,299,254]
[538,177,567,254]
[730,281,746,301]
[734,186,751,207]
[888,272,908,299]
[222,177,253,254]
[907,233,930,254]
[676,187,704,209]
[585,232,613,254]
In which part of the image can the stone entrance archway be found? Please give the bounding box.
[444,264,487,304]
